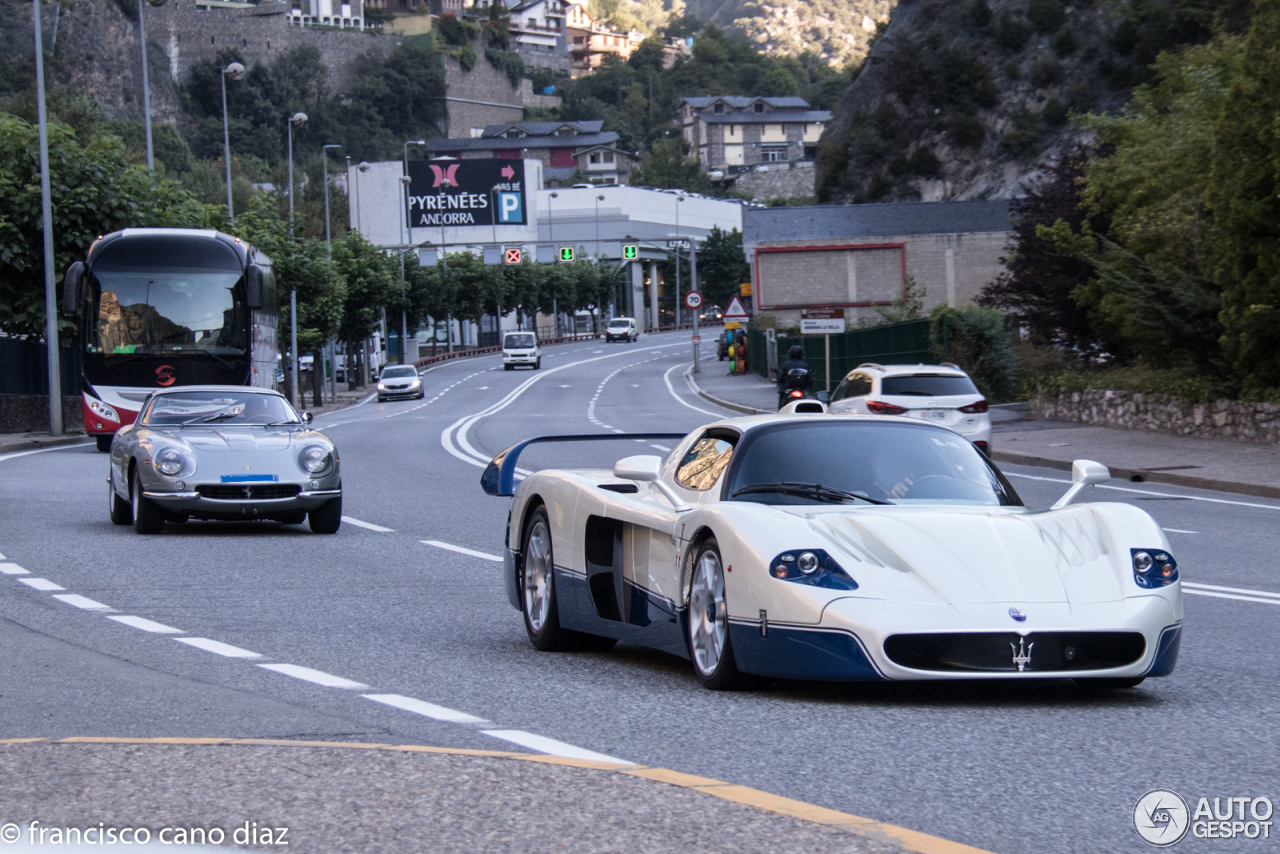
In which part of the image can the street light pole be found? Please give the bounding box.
[286,112,307,236]
[322,143,341,404]
[33,0,60,436]
[674,194,685,326]
[285,111,306,409]
[401,140,425,365]
[138,0,168,172]
[690,238,700,374]
[594,193,605,257]
[220,61,245,224]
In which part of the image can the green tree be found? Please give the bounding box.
[695,226,750,309]
[632,137,712,192]
[332,231,398,387]
[0,116,207,340]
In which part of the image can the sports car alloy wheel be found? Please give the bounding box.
[524,516,553,634]
[521,506,616,652]
[688,539,743,689]
[130,471,165,535]
[108,472,132,525]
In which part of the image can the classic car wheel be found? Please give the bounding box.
[522,506,615,652]
[108,472,132,526]
[308,495,342,534]
[130,471,165,535]
[688,539,744,690]
[95,435,113,453]
[1074,677,1145,689]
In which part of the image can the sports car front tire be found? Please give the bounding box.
[130,471,165,535]
[308,495,342,534]
[108,472,131,526]
[687,538,744,690]
[522,505,615,652]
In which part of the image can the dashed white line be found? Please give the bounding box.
[421,540,503,562]
[258,663,369,689]
[108,615,184,634]
[18,578,64,591]
[363,693,490,723]
[1163,528,1199,534]
[175,637,263,658]
[1184,582,1280,600]
[51,594,112,611]
[341,516,394,532]
[1184,589,1280,606]
[1002,471,1280,510]
[650,444,671,452]
[481,730,633,764]
[0,562,30,575]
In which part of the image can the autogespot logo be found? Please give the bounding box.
[1135,789,1192,847]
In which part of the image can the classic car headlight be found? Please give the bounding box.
[89,399,120,422]
[1131,548,1178,588]
[769,549,858,590]
[154,447,192,477]
[299,444,333,474]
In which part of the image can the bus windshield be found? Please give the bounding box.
[89,270,246,355]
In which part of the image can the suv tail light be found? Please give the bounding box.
[866,401,909,415]
[959,400,989,414]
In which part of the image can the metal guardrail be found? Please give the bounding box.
[643,320,727,334]
[411,333,603,369]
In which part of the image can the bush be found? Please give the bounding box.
[1005,61,1021,79]
[485,49,525,86]
[929,304,1020,401]
[970,0,993,28]
[1028,0,1066,34]
[946,113,985,148]
[908,146,941,176]
[1001,109,1041,157]
[454,44,477,72]
[1030,56,1065,87]
[436,16,479,46]
[997,13,1030,51]
[1042,96,1068,126]
[1053,28,1077,56]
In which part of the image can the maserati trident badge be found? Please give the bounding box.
[1011,637,1034,672]
[1008,607,1027,622]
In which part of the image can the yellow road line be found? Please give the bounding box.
[0,737,996,854]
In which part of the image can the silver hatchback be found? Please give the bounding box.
[107,386,342,534]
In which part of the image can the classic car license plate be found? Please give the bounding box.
[220,474,280,483]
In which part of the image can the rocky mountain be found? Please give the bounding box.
[814,0,1251,203]
[684,0,894,66]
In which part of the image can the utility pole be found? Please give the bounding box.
[34,0,61,436]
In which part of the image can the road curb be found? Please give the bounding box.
[684,369,771,415]
[992,449,1280,500]
[1,737,995,854]
[0,435,93,456]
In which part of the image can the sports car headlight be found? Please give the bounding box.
[769,549,857,590]
[89,399,120,422]
[299,444,333,475]
[154,447,192,477]
[1131,548,1178,588]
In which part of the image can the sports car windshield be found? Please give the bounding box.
[727,422,1021,506]
[144,391,300,426]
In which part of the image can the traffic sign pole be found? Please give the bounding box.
[685,289,703,375]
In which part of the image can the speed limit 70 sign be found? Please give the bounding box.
[684,290,703,310]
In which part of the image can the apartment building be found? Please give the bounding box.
[678,96,831,173]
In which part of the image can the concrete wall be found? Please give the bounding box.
[748,231,1008,329]
[733,162,815,201]
[0,396,81,436]
[1032,389,1280,445]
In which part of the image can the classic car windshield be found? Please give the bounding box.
[144,391,300,426]
[727,422,1021,506]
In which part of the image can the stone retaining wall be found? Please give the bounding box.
[1031,388,1280,445]
[0,396,82,436]
[733,162,815,201]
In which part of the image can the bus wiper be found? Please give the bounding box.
[731,482,893,505]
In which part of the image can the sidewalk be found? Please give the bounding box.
[687,368,1280,499]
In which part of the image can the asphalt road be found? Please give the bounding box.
[2,330,1277,854]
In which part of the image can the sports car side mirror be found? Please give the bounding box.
[302,411,314,423]
[1050,459,1110,509]
[613,455,661,481]
[613,455,690,512]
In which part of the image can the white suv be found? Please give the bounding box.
[502,331,541,370]
[827,363,992,454]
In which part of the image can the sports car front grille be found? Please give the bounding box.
[196,484,301,500]
[883,632,1146,672]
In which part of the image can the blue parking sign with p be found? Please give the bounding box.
[498,192,524,223]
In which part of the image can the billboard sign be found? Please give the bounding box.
[406,160,527,227]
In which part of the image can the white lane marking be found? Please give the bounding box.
[1184,589,1280,606]
[174,637,263,658]
[0,551,5,559]
[108,615,184,634]
[1163,528,1199,534]
[421,540,503,562]
[322,367,490,428]
[363,693,490,723]
[19,578,64,591]
[341,516,394,532]
[559,384,571,388]
[258,663,369,689]
[0,562,29,575]
[441,341,687,468]
[477,386,490,390]
[663,363,735,418]
[52,594,112,610]
[650,444,671,452]
[481,730,633,765]
[1002,472,1280,510]
[1183,581,1280,599]
[0,442,94,464]
[587,357,664,433]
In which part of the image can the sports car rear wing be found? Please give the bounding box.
[481,433,688,497]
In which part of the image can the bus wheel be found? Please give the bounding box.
[96,435,113,453]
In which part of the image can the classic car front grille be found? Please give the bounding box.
[883,631,1146,672]
[196,484,301,500]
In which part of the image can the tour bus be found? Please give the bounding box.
[61,228,278,451]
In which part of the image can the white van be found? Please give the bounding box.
[502,331,541,370]
[605,317,638,343]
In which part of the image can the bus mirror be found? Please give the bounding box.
[246,265,264,309]
[62,262,85,313]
